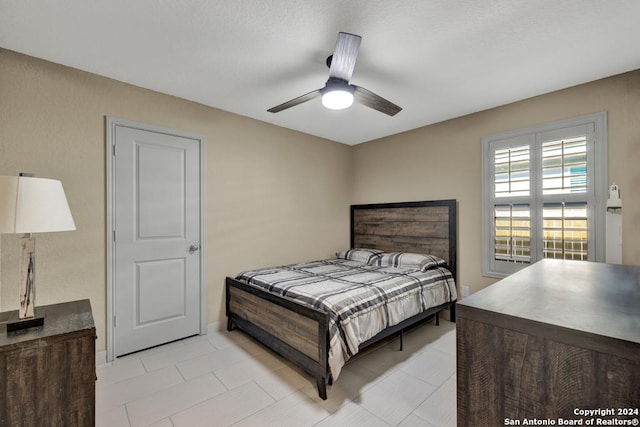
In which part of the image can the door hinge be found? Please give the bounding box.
[113,315,116,328]
[113,230,116,242]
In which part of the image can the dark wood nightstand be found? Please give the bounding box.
[0,299,96,426]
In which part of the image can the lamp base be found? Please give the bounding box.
[6,316,44,333]
[19,234,37,320]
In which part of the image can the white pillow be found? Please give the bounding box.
[374,252,447,271]
[336,248,384,264]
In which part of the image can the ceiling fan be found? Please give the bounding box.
[267,32,402,116]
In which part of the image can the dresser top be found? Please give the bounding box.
[0,299,95,347]
[458,259,640,345]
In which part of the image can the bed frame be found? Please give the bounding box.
[225,199,457,399]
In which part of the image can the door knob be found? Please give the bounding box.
[188,244,200,254]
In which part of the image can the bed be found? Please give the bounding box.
[225,199,457,399]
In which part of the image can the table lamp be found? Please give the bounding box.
[0,173,76,332]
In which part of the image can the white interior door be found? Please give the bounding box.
[111,122,203,356]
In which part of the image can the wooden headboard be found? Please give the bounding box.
[350,199,457,281]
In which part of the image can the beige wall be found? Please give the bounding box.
[0,49,352,350]
[2,47,638,352]
[352,69,640,293]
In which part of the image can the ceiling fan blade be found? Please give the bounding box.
[267,88,322,113]
[353,85,402,116]
[328,32,362,82]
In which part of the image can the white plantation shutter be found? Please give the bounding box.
[542,202,588,260]
[482,113,607,278]
[494,203,531,264]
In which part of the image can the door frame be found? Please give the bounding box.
[105,117,206,362]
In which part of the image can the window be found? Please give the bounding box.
[482,113,607,278]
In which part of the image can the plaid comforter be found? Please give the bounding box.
[236,258,457,379]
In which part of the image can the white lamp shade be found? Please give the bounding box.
[0,176,76,234]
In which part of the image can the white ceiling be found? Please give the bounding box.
[1,1,639,145]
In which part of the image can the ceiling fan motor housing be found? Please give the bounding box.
[322,78,353,94]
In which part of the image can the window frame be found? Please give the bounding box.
[482,112,607,278]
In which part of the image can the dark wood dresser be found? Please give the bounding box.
[0,299,96,426]
[457,259,640,426]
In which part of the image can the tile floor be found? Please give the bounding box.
[96,319,457,427]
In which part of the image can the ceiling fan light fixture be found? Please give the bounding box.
[267,32,401,116]
[321,81,354,110]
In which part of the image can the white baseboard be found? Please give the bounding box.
[207,321,221,334]
[95,349,107,366]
